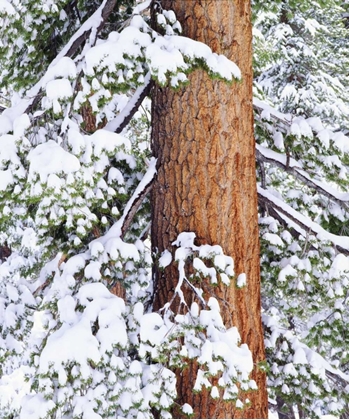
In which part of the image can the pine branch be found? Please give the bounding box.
[258,186,349,256]
[325,368,349,388]
[253,98,291,127]
[256,145,349,209]
[121,179,153,239]
[65,0,117,58]
[118,158,157,239]
[105,73,153,134]
[24,0,117,115]
[262,203,317,252]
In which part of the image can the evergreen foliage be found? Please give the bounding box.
[1,0,349,418]
[254,0,349,417]
[0,0,250,418]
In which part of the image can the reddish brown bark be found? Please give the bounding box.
[151,0,268,418]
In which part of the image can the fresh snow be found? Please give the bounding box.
[27,141,80,183]
[258,186,349,251]
[1,0,349,418]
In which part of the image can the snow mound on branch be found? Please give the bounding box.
[0,0,15,15]
[84,26,152,76]
[45,79,73,101]
[329,253,349,278]
[27,140,80,183]
[0,169,13,191]
[0,135,21,168]
[39,319,101,382]
[0,134,25,191]
[0,115,12,135]
[89,129,131,154]
[41,57,77,87]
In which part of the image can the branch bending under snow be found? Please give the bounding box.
[21,0,117,116]
[253,97,292,127]
[258,186,349,256]
[256,145,349,209]
[260,201,317,252]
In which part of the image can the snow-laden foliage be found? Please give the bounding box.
[254,0,349,127]
[0,0,137,90]
[2,0,349,417]
[0,1,251,418]
[254,0,349,417]
[0,227,253,418]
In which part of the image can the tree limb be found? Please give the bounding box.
[253,98,292,128]
[25,0,117,115]
[105,73,153,134]
[65,0,117,58]
[258,187,349,256]
[121,179,153,239]
[325,368,349,389]
[256,146,349,209]
[119,157,157,239]
[260,202,317,252]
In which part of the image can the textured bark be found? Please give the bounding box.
[151,0,267,418]
[81,102,99,133]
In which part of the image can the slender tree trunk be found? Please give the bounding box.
[151,0,268,418]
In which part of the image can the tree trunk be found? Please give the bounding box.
[151,0,268,418]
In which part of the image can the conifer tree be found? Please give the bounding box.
[2,0,349,418]
[253,0,349,417]
[0,0,267,418]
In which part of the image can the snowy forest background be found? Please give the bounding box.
[0,0,349,418]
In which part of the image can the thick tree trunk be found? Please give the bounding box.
[151,0,268,418]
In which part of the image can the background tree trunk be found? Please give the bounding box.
[151,0,268,418]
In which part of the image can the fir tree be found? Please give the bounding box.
[254,0,349,417]
[1,0,349,418]
[0,0,265,418]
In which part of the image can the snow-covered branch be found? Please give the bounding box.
[63,0,117,59]
[120,172,154,239]
[256,145,349,208]
[253,97,291,127]
[17,0,117,117]
[105,73,153,134]
[258,186,349,255]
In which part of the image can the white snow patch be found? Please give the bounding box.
[159,249,172,268]
[27,140,80,183]
[46,79,73,101]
